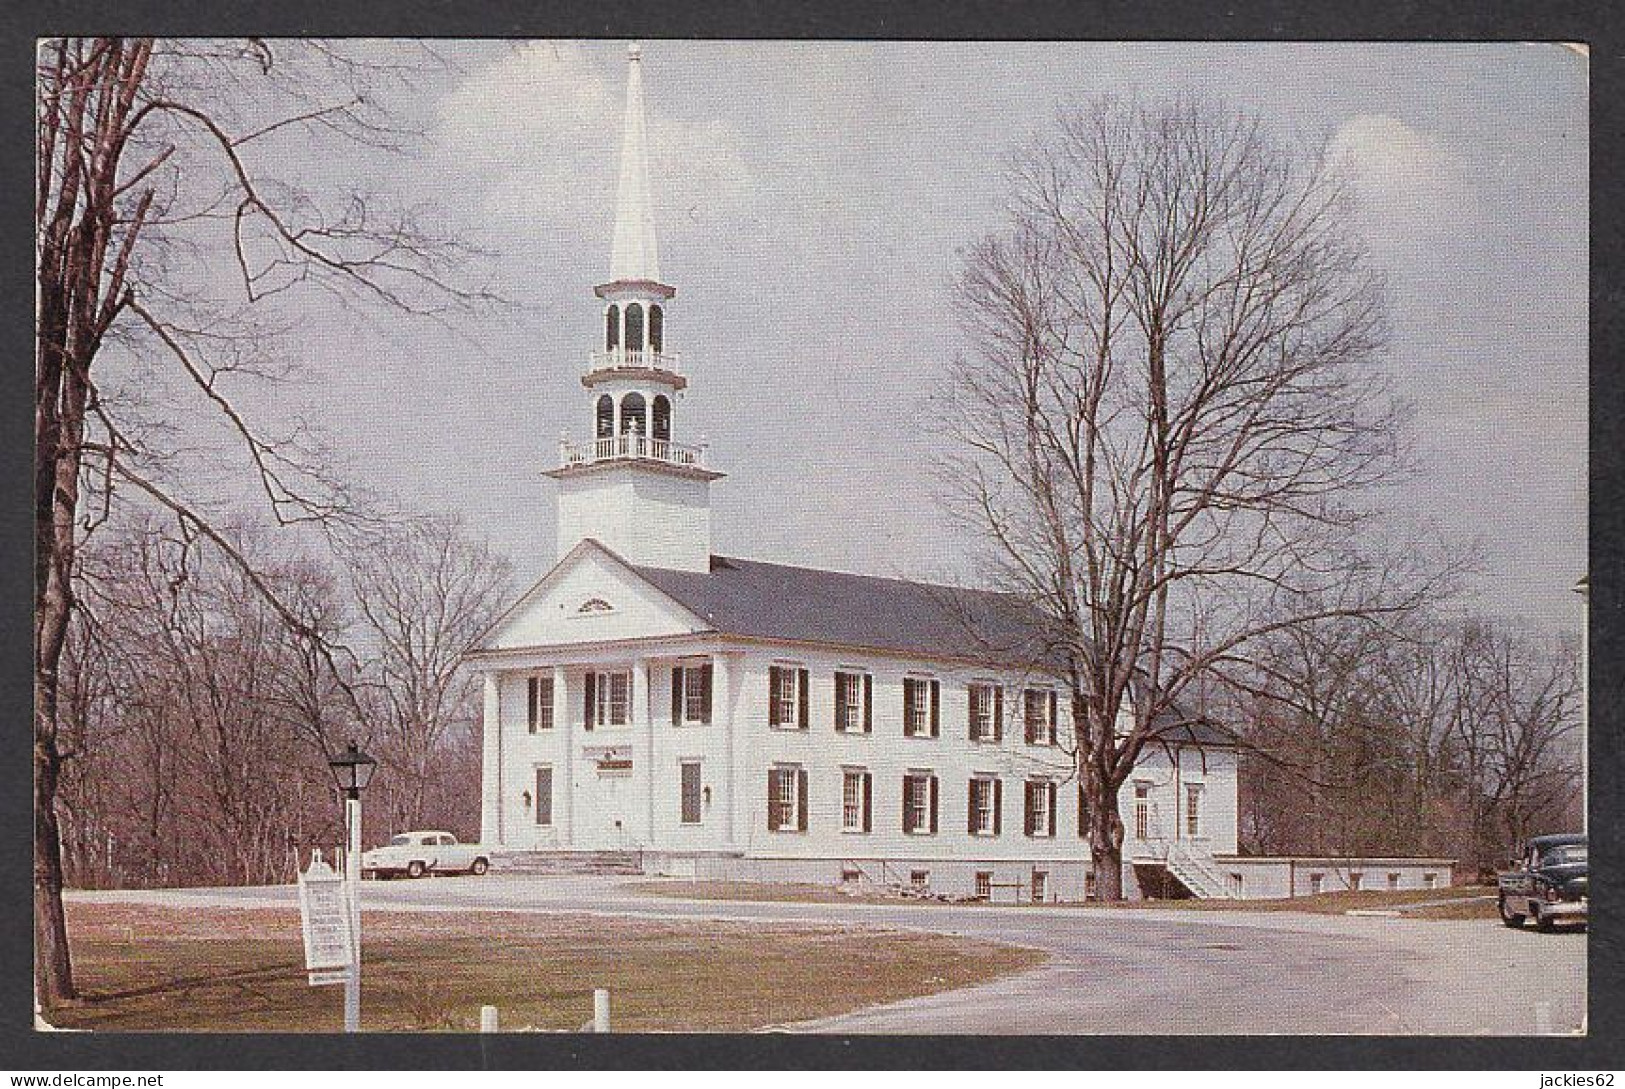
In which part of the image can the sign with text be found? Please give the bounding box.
[298,851,355,986]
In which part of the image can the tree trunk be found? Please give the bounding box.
[34,671,75,1006]
[1091,810,1126,902]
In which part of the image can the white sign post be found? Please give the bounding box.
[298,851,356,992]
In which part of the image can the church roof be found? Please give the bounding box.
[631,553,1059,669]
[632,554,1237,748]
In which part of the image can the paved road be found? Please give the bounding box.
[73,876,1586,1035]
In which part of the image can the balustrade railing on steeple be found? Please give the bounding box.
[587,348,683,376]
[558,430,707,469]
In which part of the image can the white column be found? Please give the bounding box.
[714,653,736,850]
[555,664,571,848]
[480,672,502,846]
[633,658,654,846]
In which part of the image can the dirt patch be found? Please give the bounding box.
[44,901,1043,1032]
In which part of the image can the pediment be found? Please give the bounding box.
[476,540,712,651]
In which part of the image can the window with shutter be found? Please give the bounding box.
[969,683,1000,741]
[841,769,868,832]
[768,767,800,832]
[769,666,799,727]
[969,777,998,836]
[1025,780,1055,837]
[1025,689,1055,745]
[903,773,933,835]
[904,678,934,738]
[587,670,630,727]
[835,672,866,733]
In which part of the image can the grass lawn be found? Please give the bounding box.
[44,901,1042,1032]
[635,879,1497,917]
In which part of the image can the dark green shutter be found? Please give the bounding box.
[930,680,940,737]
[863,674,873,733]
[993,779,1003,835]
[834,672,848,731]
[1047,783,1056,837]
[901,776,911,832]
[993,687,1004,742]
[527,677,538,733]
[700,663,713,723]
[798,668,809,729]
[766,770,776,831]
[903,682,915,735]
[1078,783,1089,838]
[1049,690,1058,744]
[929,775,939,834]
[768,666,780,726]
[671,666,684,725]
[796,769,809,832]
[862,772,872,832]
[584,673,596,731]
[967,780,977,834]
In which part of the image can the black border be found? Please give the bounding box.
[5,0,1621,1071]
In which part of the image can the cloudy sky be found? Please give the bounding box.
[263,41,1587,636]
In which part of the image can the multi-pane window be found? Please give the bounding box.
[974,872,992,901]
[1030,870,1048,903]
[1133,782,1152,840]
[1024,688,1057,745]
[910,870,930,891]
[768,665,806,729]
[585,670,631,729]
[903,677,939,738]
[527,676,554,733]
[841,768,872,832]
[671,663,712,725]
[968,683,1002,742]
[680,761,702,824]
[1423,872,1438,890]
[835,671,871,733]
[1025,779,1057,837]
[968,776,1001,836]
[902,772,938,835]
[1185,783,1203,837]
[767,766,807,832]
[1387,872,1400,890]
[1349,872,1363,891]
[1309,872,1324,894]
[534,766,553,826]
[1228,873,1244,898]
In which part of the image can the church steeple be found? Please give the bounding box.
[608,41,660,285]
[547,42,723,574]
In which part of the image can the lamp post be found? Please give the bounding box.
[327,740,376,1033]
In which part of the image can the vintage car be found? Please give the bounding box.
[1497,833,1587,931]
[360,831,490,879]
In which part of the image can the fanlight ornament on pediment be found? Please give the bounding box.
[576,597,615,615]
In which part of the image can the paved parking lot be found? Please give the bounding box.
[74,875,1586,1035]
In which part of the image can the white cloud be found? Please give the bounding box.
[431,42,756,248]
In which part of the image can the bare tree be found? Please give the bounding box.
[942,98,1434,899]
[36,37,486,1005]
[350,516,511,833]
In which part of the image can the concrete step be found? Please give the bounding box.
[489,850,645,876]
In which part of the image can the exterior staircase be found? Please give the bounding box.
[489,849,645,876]
[1162,841,1230,899]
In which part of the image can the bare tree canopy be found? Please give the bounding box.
[943,97,1434,900]
[35,37,490,1005]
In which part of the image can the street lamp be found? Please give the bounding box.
[326,740,376,1032]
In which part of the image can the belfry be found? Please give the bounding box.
[547,42,723,573]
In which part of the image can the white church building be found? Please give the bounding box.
[463,45,1453,902]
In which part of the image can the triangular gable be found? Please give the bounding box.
[473,539,714,652]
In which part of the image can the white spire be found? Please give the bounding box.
[608,41,661,284]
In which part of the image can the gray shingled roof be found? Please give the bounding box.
[632,554,1060,669]
[631,552,1237,749]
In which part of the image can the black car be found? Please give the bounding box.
[1498,833,1588,931]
